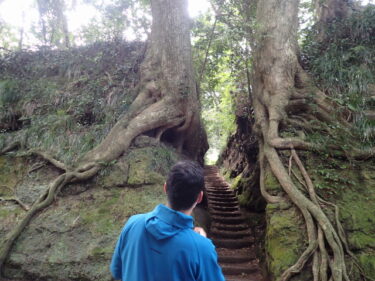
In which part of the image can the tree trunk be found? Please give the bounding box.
[313,0,352,42]
[37,0,48,45]
[83,0,207,165]
[0,0,208,275]
[56,0,70,48]
[251,0,350,280]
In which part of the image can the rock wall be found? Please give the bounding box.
[1,141,178,280]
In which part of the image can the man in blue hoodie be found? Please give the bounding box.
[110,160,225,281]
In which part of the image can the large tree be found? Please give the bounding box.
[251,0,372,280]
[36,0,71,48]
[0,0,207,274]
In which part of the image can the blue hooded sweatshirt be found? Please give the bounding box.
[110,204,225,281]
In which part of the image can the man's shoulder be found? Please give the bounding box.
[128,213,147,222]
[121,212,148,231]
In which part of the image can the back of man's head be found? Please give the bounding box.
[166,160,204,211]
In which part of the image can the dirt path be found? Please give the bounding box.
[204,166,264,281]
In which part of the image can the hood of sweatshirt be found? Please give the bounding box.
[145,204,194,240]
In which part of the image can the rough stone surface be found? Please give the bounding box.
[1,145,176,281]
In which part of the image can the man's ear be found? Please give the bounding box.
[196,191,203,204]
[163,183,167,194]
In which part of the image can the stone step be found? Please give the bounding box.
[213,237,254,248]
[206,192,234,197]
[225,272,264,281]
[219,253,255,263]
[206,190,235,195]
[211,215,245,224]
[209,201,238,207]
[204,181,230,188]
[207,196,237,202]
[211,205,239,212]
[204,166,264,281]
[210,210,242,217]
[211,228,251,238]
[205,178,228,182]
[221,261,260,275]
[206,186,231,190]
[216,247,257,257]
[209,199,239,206]
[212,223,249,231]
[206,190,232,195]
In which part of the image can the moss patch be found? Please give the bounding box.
[6,183,167,281]
[358,251,375,279]
[0,156,26,197]
[99,145,177,188]
[265,204,306,278]
[77,184,166,235]
[264,167,281,192]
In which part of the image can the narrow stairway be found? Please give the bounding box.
[204,166,264,281]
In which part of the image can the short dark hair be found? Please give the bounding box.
[166,160,204,211]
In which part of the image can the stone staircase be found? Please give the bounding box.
[204,166,264,281]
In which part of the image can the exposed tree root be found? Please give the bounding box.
[259,147,285,204]
[29,150,70,171]
[27,162,47,174]
[264,143,350,281]
[0,141,20,155]
[0,197,29,211]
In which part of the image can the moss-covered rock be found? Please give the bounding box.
[265,202,307,280]
[0,140,178,281]
[0,156,26,197]
[0,121,179,280]
[358,251,375,278]
[99,144,177,188]
[3,182,167,281]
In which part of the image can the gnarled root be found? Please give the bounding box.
[263,144,349,281]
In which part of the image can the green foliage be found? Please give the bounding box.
[305,153,359,197]
[78,0,150,43]
[302,5,375,146]
[192,3,253,161]
[0,42,142,162]
[201,69,236,158]
[0,79,21,107]
[33,0,71,47]
[0,20,18,52]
